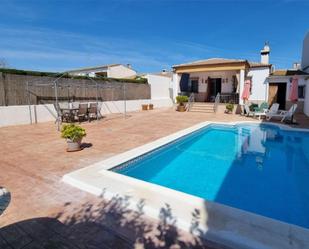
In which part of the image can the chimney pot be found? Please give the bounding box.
[260,42,270,64]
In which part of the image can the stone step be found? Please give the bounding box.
[189,109,214,113]
[191,105,214,109]
[189,102,215,113]
[192,102,214,106]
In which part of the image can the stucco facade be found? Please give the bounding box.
[247,67,270,102]
[267,74,307,113]
[68,64,137,79]
[145,74,173,101]
[172,59,271,105]
[301,32,309,116]
[107,65,137,79]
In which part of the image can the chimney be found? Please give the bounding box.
[292,62,301,70]
[260,42,270,64]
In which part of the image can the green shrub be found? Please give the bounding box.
[176,95,189,105]
[226,103,234,113]
[61,124,86,142]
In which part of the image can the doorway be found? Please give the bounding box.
[207,78,222,101]
[268,83,286,110]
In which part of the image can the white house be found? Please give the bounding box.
[67,64,137,79]
[266,69,308,113]
[140,70,174,107]
[265,32,309,115]
[301,32,309,116]
[172,44,272,106]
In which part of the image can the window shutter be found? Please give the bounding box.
[179,73,190,92]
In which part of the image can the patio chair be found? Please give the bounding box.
[266,104,297,122]
[88,102,98,121]
[265,103,280,120]
[254,102,269,112]
[58,102,71,122]
[244,104,266,120]
[77,103,88,122]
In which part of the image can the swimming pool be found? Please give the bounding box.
[112,123,309,228]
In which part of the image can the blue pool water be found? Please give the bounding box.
[113,124,309,228]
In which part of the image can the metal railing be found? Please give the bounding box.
[214,93,220,113]
[186,93,195,111]
[209,93,239,104]
[219,93,239,104]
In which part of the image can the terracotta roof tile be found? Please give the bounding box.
[173,58,247,68]
[270,70,309,76]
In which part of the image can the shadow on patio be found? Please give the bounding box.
[0,194,224,249]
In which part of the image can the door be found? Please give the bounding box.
[268,83,286,109]
[208,78,222,101]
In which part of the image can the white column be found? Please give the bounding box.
[239,69,245,104]
[172,73,180,102]
[304,80,309,116]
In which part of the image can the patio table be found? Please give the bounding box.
[60,107,79,122]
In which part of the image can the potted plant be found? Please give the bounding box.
[61,124,86,152]
[141,104,148,111]
[225,103,234,114]
[176,95,188,112]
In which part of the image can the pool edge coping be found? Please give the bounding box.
[63,120,309,249]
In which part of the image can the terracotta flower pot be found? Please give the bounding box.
[148,104,153,110]
[177,105,186,112]
[142,104,148,111]
[66,138,82,152]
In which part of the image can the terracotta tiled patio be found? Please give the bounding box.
[0,108,308,249]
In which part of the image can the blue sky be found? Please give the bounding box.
[0,0,308,73]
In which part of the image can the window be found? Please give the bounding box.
[298,85,306,99]
[190,78,199,93]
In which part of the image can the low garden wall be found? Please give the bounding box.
[0,98,173,127]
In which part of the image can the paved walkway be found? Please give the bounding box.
[0,108,308,249]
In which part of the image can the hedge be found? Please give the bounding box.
[0,68,148,84]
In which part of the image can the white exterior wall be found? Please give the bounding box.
[304,79,309,116]
[69,68,108,77]
[301,32,309,73]
[267,76,307,101]
[146,74,173,101]
[172,73,180,101]
[247,67,270,102]
[107,65,137,79]
[0,104,57,127]
[0,99,173,127]
[239,69,245,104]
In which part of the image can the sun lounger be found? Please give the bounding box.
[254,102,269,112]
[266,104,297,122]
[244,104,267,120]
[265,103,280,120]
